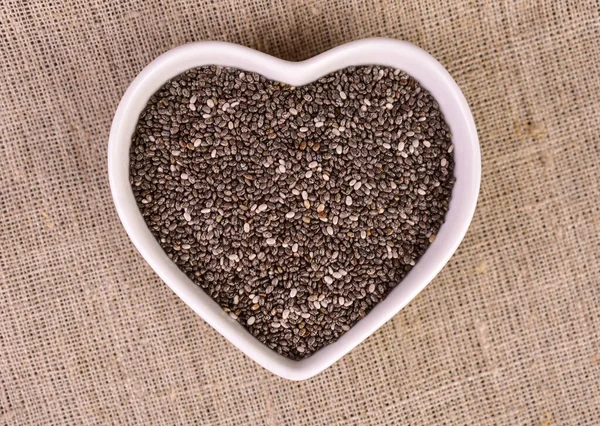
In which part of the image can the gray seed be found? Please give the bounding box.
[130,64,455,360]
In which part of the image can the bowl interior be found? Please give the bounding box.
[108,38,480,380]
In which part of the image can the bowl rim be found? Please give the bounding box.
[108,38,481,381]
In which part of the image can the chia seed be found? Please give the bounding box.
[130,65,455,360]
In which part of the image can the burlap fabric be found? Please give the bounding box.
[1,1,599,424]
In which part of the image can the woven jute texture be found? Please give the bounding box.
[1,1,599,424]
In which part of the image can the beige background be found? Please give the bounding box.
[1,1,599,424]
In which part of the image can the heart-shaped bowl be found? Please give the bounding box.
[108,38,480,380]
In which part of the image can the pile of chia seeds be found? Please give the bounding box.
[130,65,455,359]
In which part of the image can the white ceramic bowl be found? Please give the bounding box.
[108,38,480,380]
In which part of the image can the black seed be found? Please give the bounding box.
[130,65,455,360]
